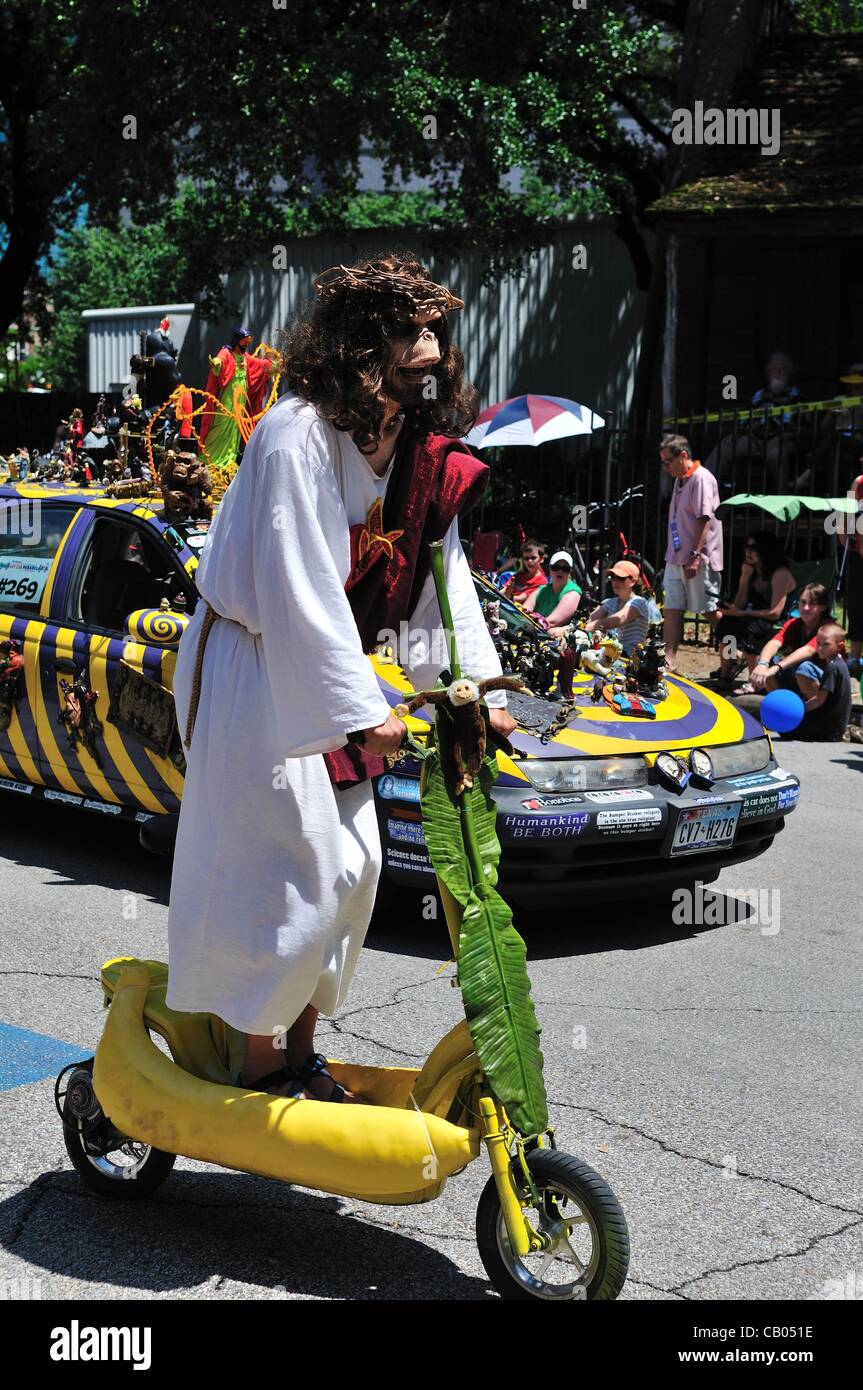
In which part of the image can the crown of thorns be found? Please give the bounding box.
[313,264,464,315]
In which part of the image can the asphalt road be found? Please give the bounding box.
[1,739,861,1302]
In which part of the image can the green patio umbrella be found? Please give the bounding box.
[720,493,857,523]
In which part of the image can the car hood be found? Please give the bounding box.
[370,655,765,765]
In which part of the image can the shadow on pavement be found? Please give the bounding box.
[0,794,170,905]
[0,1169,493,1301]
[370,885,762,961]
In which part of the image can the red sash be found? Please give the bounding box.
[323,429,488,790]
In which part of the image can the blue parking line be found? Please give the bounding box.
[0,1021,87,1090]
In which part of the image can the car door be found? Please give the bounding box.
[38,504,192,815]
[0,493,83,803]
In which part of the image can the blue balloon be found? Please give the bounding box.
[760,688,805,734]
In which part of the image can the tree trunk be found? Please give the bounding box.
[0,213,46,340]
[628,0,772,442]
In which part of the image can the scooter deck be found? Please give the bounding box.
[93,958,483,1205]
[99,955,475,1111]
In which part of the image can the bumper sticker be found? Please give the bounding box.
[44,790,84,807]
[597,807,663,832]
[502,812,589,838]
[520,794,586,809]
[740,790,780,819]
[378,774,421,802]
[584,788,654,803]
[387,818,426,845]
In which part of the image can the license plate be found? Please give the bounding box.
[669,800,741,856]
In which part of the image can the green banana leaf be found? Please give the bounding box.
[419,706,548,1137]
[420,726,499,904]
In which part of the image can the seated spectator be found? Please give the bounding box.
[836,452,863,692]
[712,531,796,689]
[503,538,548,606]
[797,364,863,494]
[585,560,654,655]
[704,351,800,490]
[522,550,582,638]
[747,583,832,694]
[789,623,852,741]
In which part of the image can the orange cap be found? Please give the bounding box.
[607,560,640,581]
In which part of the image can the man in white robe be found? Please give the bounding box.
[166,254,514,1099]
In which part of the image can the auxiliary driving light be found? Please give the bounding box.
[655,751,690,794]
[688,748,714,787]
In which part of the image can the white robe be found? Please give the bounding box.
[166,393,504,1035]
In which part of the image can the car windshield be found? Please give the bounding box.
[472,572,546,637]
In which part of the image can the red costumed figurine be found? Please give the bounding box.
[199,328,276,470]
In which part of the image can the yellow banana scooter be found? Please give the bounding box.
[54,546,630,1301]
[54,921,628,1301]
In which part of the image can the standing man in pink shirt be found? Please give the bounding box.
[660,434,724,670]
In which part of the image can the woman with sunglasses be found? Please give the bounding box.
[712,531,796,690]
[522,549,582,637]
[584,560,653,654]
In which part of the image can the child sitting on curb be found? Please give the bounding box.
[788,623,853,742]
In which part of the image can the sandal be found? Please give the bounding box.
[730,682,757,697]
[238,1063,305,1097]
[294,1051,347,1103]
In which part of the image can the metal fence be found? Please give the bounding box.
[470,397,862,633]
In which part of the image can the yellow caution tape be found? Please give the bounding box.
[664,394,863,428]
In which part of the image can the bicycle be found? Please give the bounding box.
[565,484,656,598]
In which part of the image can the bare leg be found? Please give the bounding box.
[240,1006,364,1102]
[241,1005,318,1081]
[664,608,684,670]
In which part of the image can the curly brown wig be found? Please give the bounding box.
[280,251,478,453]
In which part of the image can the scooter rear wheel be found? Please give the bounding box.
[476,1149,629,1301]
[60,1061,176,1200]
[63,1124,176,1200]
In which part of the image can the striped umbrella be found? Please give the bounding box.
[463,394,605,449]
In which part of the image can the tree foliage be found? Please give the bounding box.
[1,0,684,342]
[787,0,863,31]
[30,223,194,388]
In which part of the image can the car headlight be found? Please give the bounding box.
[518,756,647,793]
[701,737,771,779]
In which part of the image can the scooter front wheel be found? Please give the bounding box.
[476,1149,629,1301]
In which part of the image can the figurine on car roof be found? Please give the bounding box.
[156,446,213,521]
[626,624,668,701]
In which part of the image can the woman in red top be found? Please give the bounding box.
[748,583,833,693]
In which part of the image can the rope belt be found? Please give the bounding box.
[184,601,220,751]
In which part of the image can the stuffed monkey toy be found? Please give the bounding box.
[395,675,525,795]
